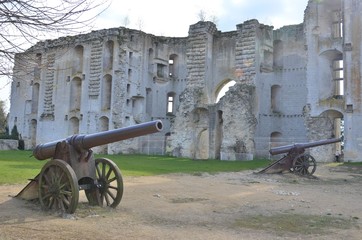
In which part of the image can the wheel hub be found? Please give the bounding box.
[49,184,60,196]
[98,178,108,193]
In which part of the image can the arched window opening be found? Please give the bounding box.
[261,50,273,72]
[103,41,114,71]
[101,74,112,110]
[30,119,37,148]
[333,59,344,97]
[146,88,152,116]
[129,52,133,65]
[128,69,132,81]
[148,48,154,73]
[69,117,80,135]
[332,10,343,39]
[99,116,109,131]
[70,77,82,111]
[270,132,283,148]
[215,80,236,103]
[167,92,176,114]
[196,129,209,159]
[31,83,40,114]
[157,63,166,78]
[271,85,282,113]
[320,50,343,100]
[334,117,343,159]
[169,59,174,77]
[34,53,42,80]
[169,54,178,78]
[72,45,84,75]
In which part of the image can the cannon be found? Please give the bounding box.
[258,138,342,175]
[17,120,163,213]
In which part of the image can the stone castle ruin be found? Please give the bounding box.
[8,0,362,162]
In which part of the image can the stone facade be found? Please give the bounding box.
[8,0,362,162]
[0,140,18,150]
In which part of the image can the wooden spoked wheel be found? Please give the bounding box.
[292,153,317,175]
[94,158,123,208]
[38,159,79,214]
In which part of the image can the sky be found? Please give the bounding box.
[0,0,309,113]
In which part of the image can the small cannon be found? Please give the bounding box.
[258,138,342,175]
[17,120,163,213]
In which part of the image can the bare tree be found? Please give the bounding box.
[0,0,110,78]
[197,10,207,21]
[137,17,144,31]
[123,15,130,28]
[0,100,6,134]
[210,15,219,26]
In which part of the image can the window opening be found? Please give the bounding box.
[128,69,132,81]
[333,59,344,97]
[157,64,166,78]
[167,93,175,114]
[332,10,343,39]
[215,80,236,103]
[169,59,174,77]
[271,85,281,112]
[167,96,174,113]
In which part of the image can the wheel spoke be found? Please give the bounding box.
[100,192,105,204]
[60,189,73,196]
[96,164,102,178]
[43,173,52,186]
[109,185,118,190]
[106,177,116,184]
[102,162,106,178]
[104,192,111,206]
[106,168,113,180]
[47,197,54,209]
[106,189,116,200]
[61,195,71,208]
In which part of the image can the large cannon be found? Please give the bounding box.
[17,120,163,213]
[258,138,342,175]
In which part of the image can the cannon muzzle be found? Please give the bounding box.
[269,138,342,156]
[33,120,163,160]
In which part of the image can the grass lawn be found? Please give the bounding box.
[0,150,270,185]
[1,150,362,185]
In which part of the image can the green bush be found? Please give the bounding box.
[0,125,20,140]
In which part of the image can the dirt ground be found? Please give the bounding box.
[0,163,361,240]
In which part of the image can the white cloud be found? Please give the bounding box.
[94,0,226,36]
[94,0,308,34]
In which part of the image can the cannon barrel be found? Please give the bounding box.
[269,138,342,156]
[33,120,163,160]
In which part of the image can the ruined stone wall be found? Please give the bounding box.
[0,140,18,150]
[9,0,362,162]
[339,0,362,162]
[303,0,362,162]
[8,28,188,154]
[255,24,308,157]
[217,84,257,160]
[170,20,262,160]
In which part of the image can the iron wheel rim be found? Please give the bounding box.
[293,153,317,175]
[95,158,123,208]
[38,159,79,213]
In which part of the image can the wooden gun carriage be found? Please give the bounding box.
[258,138,342,175]
[17,120,163,213]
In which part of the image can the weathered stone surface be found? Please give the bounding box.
[0,140,18,150]
[7,0,362,162]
